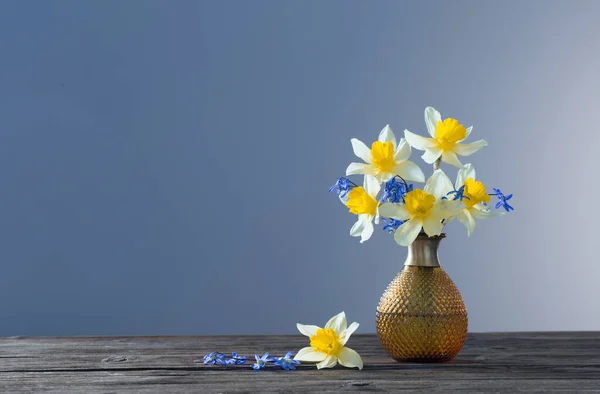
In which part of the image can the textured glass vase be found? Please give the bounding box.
[376,233,468,362]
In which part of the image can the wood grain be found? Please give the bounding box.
[1,333,599,392]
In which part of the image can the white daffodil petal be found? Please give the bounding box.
[339,322,359,346]
[454,139,488,157]
[392,161,425,183]
[379,203,411,221]
[316,355,338,369]
[294,347,327,362]
[424,106,442,138]
[424,169,454,200]
[296,324,320,338]
[456,163,476,189]
[337,347,364,370]
[394,138,411,162]
[393,219,423,247]
[360,221,374,243]
[325,311,347,333]
[471,207,504,219]
[421,147,443,164]
[438,199,465,218]
[464,126,473,140]
[441,151,464,168]
[363,174,381,197]
[422,216,443,237]
[404,129,436,150]
[350,215,369,237]
[346,162,375,177]
[350,138,372,163]
[457,209,476,237]
[378,125,397,148]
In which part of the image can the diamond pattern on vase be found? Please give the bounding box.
[376,266,468,362]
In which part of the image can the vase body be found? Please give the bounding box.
[376,233,468,362]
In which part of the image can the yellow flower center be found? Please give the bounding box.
[463,178,491,209]
[404,189,436,219]
[435,118,467,150]
[346,187,378,216]
[370,141,395,174]
[310,328,342,356]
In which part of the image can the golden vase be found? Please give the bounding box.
[376,233,468,362]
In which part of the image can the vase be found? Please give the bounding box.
[376,233,468,362]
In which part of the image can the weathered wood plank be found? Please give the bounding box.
[1,333,599,392]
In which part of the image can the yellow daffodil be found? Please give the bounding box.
[346,125,425,183]
[404,107,487,168]
[379,170,463,246]
[344,174,380,243]
[454,164,503,236]
[294,311,363,370]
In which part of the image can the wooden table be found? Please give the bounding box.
[1,332,599,393]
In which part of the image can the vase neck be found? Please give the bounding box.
[404,233,444,267]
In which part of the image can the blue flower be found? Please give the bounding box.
[328,177,356,198]
[203,352,227,365]
[382,218,405,233]
[274,351,301,371]
[380,176,413,203]
[225,352,248,365]
[445,185,470,201]
[491,188,514,212]
[252,352,275,370]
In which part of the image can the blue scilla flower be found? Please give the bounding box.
[445,185,470,202]
[225,352,248,365]
[382,218,405,233]
[328,177,357,198]
[274,351,301,371]
[203,352,227,365]
[380,176,413,203]
[252,352,275,371]
[491,188,514,212]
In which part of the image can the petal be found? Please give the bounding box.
[378,124,397,148]
[350,215,369,237]
[421,147,443,164]
[346,162,376,177]
[435,199,465,219]
[378,203,411,221]
[296,324,320,337]
[404,129,436,150]
[393,218,423,247]
[392,161,425,183]
[337,347,364,370]
[424,106,442,137]
[350,138,372,163]
[360,221,374,243]
[456,163,476,189]
[363,174,381,197]
[441,151,464,168]
[471,206,504,219]
[316,355,338,369]
[457,209,476,237]
[325,311,347,333]
[454,139,488,156]
[294,347,327,362]
[422,215,443,237]
[339,322,359,346]
[424,169,454,200]
[464,126,473,140]
[394,138,411,162]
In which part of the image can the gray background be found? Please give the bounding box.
[0,0,598,336]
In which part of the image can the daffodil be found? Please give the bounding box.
[294,311,363,370]
[404,107,487,168]
[453,164,502,236]
[379,170,463,246]
[344,174,380,243]
[346,125,425,183]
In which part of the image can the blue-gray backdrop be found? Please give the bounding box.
[1,0,598,335]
